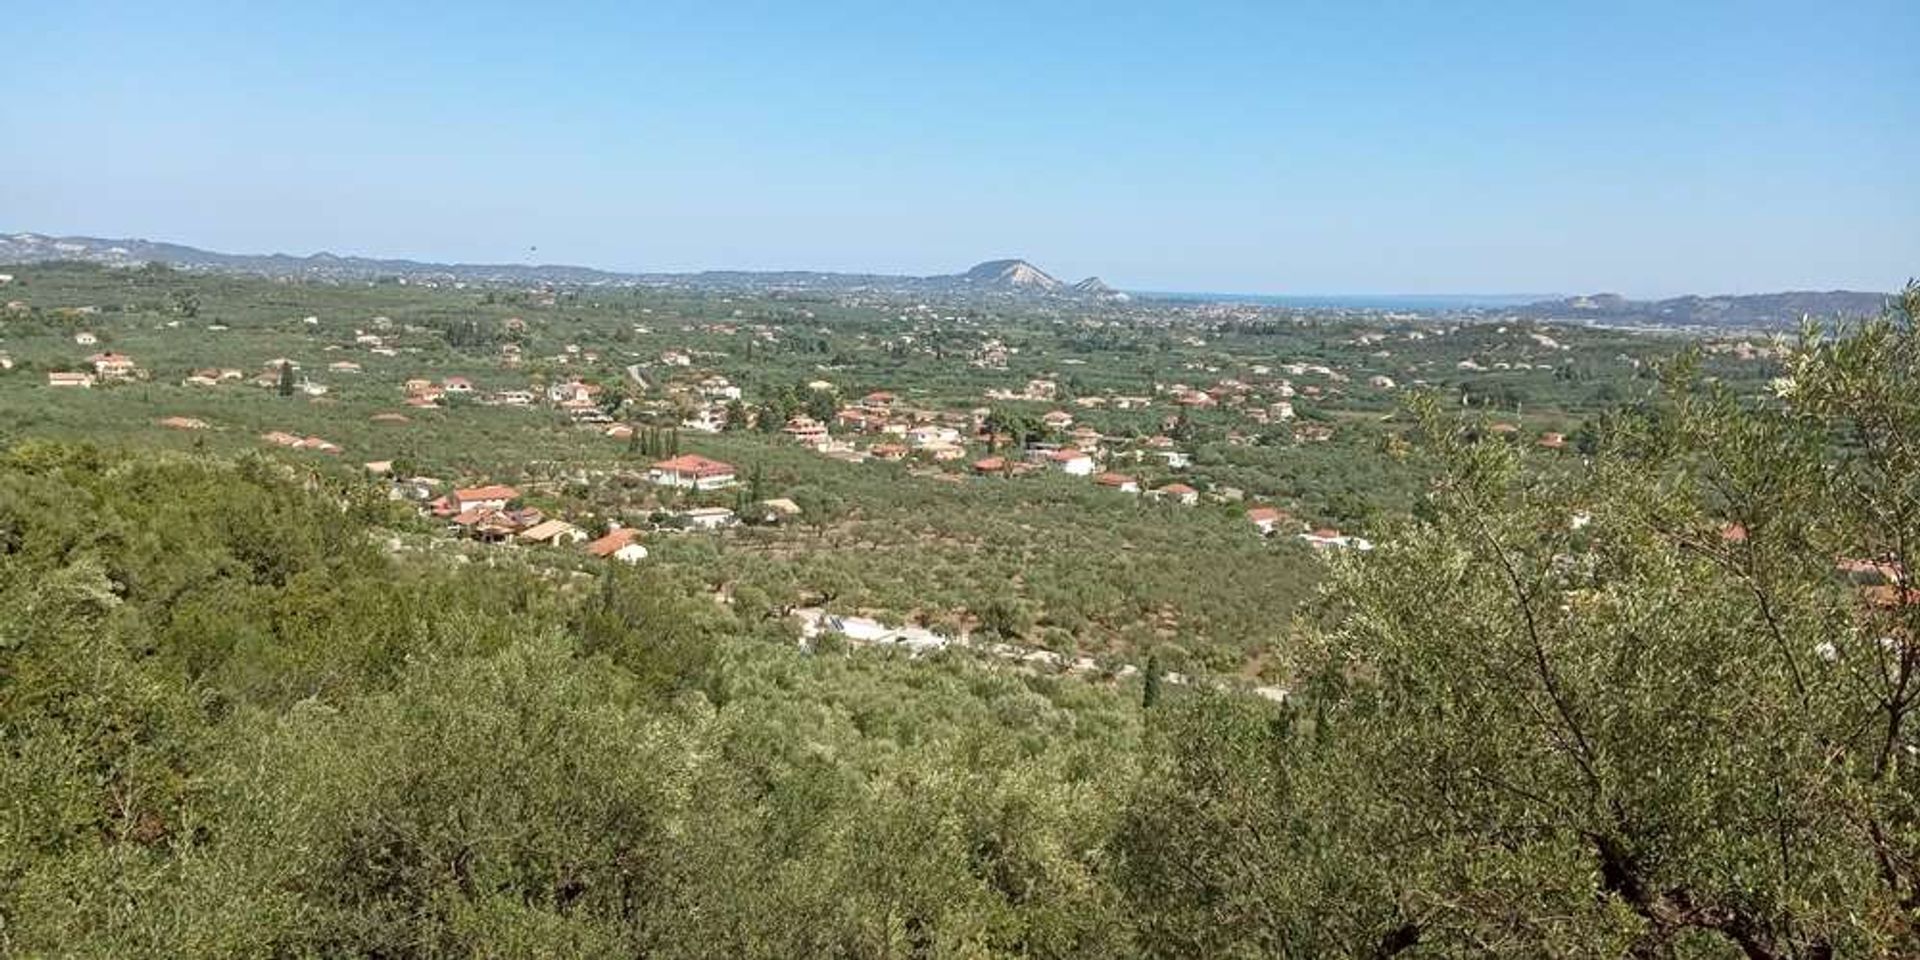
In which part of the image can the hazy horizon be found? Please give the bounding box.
[4,1,1916,298]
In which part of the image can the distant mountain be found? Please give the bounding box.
[1520,290,1891,329]
[0,232,1116,301]
[958,259,1063,291]
[1070,276,1130,302]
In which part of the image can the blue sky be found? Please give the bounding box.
[3,1,1915,296]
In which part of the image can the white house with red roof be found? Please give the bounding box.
[648,454,737,490]
[1247,506,1292,536]
[1092,472,1140,493]
[585,527,648,563]
[1042,447,1096,476]
[1153,483,1199,506]
[453,484,520,512]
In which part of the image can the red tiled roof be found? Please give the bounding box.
[454,484,519,503]
[586,527,641,558]
[651,454,735,477]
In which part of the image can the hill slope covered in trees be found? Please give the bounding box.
[3,289,1918,956]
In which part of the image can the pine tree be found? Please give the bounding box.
[277,360,295,397]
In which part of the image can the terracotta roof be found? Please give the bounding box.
[1158,483,1197,495]
[1093,472,1137,487]
[1247,506,1290,523]
[586,527,641,558]
[454,484,520,503]
[651,454,735,477]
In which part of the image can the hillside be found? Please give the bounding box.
[1520,289,1890,329]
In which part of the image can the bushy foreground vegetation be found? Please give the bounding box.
[3,289,1917,957]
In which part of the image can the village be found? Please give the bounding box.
[0,262,1793,681]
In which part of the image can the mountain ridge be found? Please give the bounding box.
[0,232,1112,300]
[1518,289,1891,329]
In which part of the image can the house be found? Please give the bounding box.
[443,376,474,394]
[453,508,522,543]
[1068,426,1104,449]
[1300,528,1374,551]
[755,498,803,523]
[783,416,831,446]
[1537,432,1567,450]
[648,454,737,490]
[494,390,534,406]
[972,456,1007,475]
[1043,448,1096,476]
[88,352,137,379]
[184,369,221,387]
[1093,472,1140,493]
[907,424,962,448]
[682,405,727,433]
[1247,506,1292,535]
[836,407,883,432]
[329,361,363,374]
[586,527,648,562]
[74,331,98,346]
[679,506,738,531]
[1153,483,1200,506]
[1041,410,1075,431]
[698,376,742,401]
[47,371,95,388]
[546,379,599,405]
[869,443,909,461]
[518,518,589,547]
[1151,449,1192,469]
[453,484,520,512]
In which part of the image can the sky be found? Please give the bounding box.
[3,1,1916,297]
